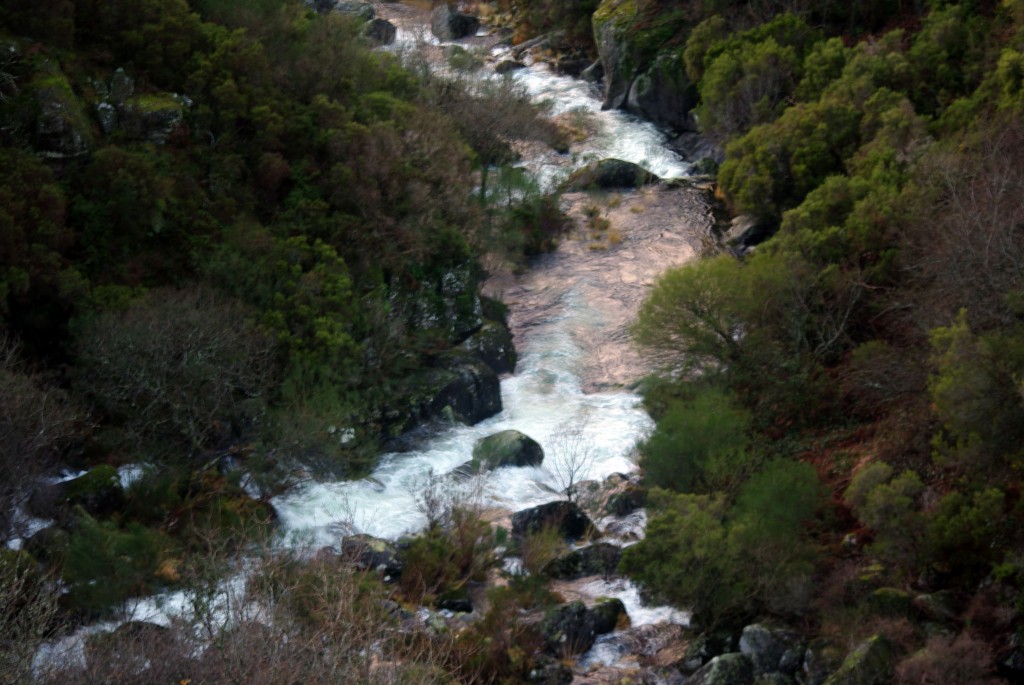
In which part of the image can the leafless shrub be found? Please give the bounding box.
[0,334,83,539]
[0,554,63,684]
[896,632,1008,685]
[548,410,597,510]
[75,286,277,460]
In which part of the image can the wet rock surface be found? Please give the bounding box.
[472,429,544,471]
[511,500,595,541]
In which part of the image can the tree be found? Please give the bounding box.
[549,410,598,506]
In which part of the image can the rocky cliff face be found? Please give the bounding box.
[591,0,696,132]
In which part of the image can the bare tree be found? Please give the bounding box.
[548,409,598,508]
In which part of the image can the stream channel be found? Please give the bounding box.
[38,1,715,677]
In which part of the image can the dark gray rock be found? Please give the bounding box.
[109,68,134,104]
[725,214,772,248]
[589,597,627,634]
[95,102,117,135]
[335,1,375,20]
[458,319,516,375]
[542,542,621,580]
[560,158,658,191]
[340,534,402,579]
[605,486,645,516]
[29,466,125,520]
[739,623,805,676]
[471,430,543,471]
[436,589,472,613]
[511,501,595,541]
[688,652,755,685]
[541,599,623,656]
[119,94,184,145]
[431,355,502,425]
[755,674,797,685]
[430,5,480,41]
[581,59,604,83]
[594,19,633,111]
[626,50,697,132]
[528,658,574,684]
[364,18,397,45]
[495,60,526,75]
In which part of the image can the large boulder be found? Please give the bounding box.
[541,599,624,655]
[739,623,805,676]
[30,62,93,158]
[471,430,543,471]
[511,501,595,541]
[28,466,125,520]
[802,640,844,685]
[340,534,402,579]
[458,319,516,375]
[560,158,658,191]
[591,0,689,112]
[688,653,755,685]
[822,635,893,685]
[364,18,397,46]
[626,50,697,132]
[119,94,185,145]
[430,5,480,41]
[404,356,502,428]
[334,1,375,20]
[409,263,484,345]
[542,542,621,580]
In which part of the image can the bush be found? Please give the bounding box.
[622,461,821,628]
[639,385,756,494]
[75,285,276,460]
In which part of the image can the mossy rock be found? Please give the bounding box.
[822,635,893,685]
[27,61,93,158]
[590,597,628,634]
[459,319,516,375]
[865,587,913,618]
[471,430,543,471]
[65,465,125,518]
[560,158,658,191]
[688,652,755,685]
[120,93,183,144]
[542,542,621,579]
[605,486,646,516]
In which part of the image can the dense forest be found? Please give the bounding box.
[4,0,1024,682]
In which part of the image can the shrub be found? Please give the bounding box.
[639,385,756,494]
[75,285,276,460]
[896,633,1005,685]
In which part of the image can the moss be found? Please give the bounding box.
[125,93,181,114]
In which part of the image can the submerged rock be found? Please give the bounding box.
[430,4,480,41]
[541,599,624,656]
[560,158,659,191]
[471,430,543,471]
[511,501,595,541]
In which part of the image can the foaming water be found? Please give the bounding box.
[273,281,653,545]
[507,57,691,188]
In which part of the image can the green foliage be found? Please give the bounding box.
[639,385,756,494]
[62,509,176,615]
[397,510,495,605]
[694,14,821,141]
[845,464,928,571]
[929,311,1024,475]
[622,461,821,627]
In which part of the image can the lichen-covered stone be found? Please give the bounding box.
[866,587,913,618]
[541,599,624,656]
[340,533,402,579]
[626,49,697,132]
[471,430,543,471]
[822,635,893,685]
[687,652,755,685]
